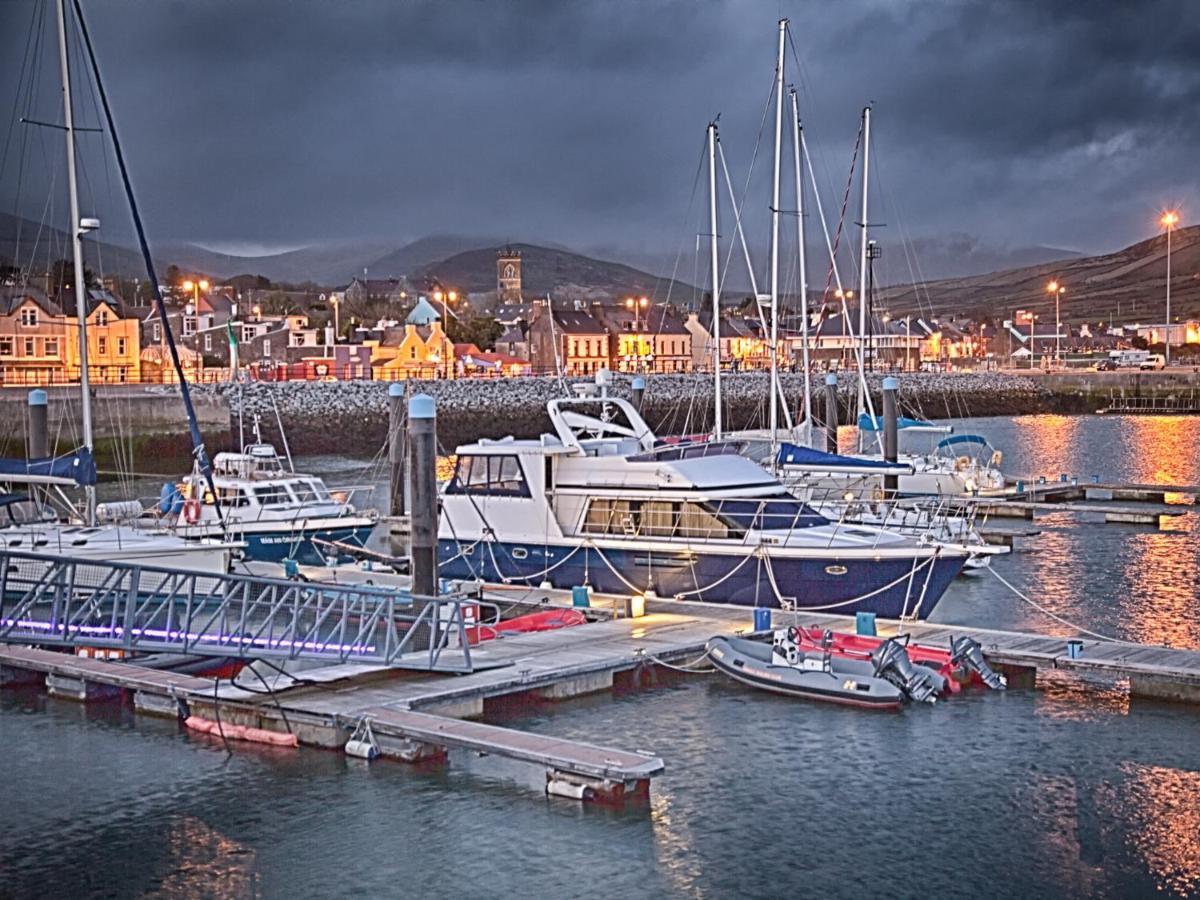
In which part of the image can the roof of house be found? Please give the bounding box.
[496,325,526,345]
[599,305,690,335]
[406,296,441,325]
[0,285,62,317]
[549,308,607,334]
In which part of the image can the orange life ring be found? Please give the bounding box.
[182,498,202,524]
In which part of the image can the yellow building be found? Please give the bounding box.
[0,286,141,386]
[371,322,456,379]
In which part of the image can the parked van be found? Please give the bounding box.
[1139,354,1166,370]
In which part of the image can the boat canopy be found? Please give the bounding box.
[0,447,96,486]
[776,443,913,475]
[935,434,992,451]
[856,413,947,433]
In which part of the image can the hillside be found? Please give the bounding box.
[156,241,392,286]
[419,242,698,301]
[879,225,1200,325]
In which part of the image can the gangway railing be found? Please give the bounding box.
[0,551,478,671]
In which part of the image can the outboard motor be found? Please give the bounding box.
[950,636,1007,690]
[871,639,940,703]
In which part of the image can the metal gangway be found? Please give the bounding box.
[0,551,481,672]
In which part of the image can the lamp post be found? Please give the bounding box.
[433,289,457,378]
[625,295,649,371]
[1161,210,1179,365]
[1047,280,1065,367]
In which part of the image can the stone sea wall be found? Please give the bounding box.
[216,372,1064,456]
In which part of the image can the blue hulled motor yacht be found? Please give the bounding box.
[151,442,376,565]
[438,394,970,619]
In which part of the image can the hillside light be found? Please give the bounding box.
[1161,209,1180,365]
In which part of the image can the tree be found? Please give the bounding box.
[446,309,504,349]
[164,264,182,288]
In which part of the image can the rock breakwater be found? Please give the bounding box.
[214,372,1059,456]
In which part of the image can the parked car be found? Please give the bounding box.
[1139,354,1166,370]
[1094,359,1118,371]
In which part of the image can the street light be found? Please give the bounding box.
[182,278,209,305]
[1047,280,1065,367]
[1162,210,1180,365]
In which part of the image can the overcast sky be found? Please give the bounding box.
[2,0,1197,267]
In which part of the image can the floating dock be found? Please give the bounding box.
[6,588,1200,803]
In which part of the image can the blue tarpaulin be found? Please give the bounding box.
[776,443,912,474]
[0,447,97,486]
[857,413,936,432]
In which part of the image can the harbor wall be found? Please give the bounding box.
[3,370,1196,463]
[222,372,1060,455]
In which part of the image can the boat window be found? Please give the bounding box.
[253,484,296,507]
[676,502,729,539]
[446,454,530,497]
[290,481,318,503]
[641,501,676,537]
[583,498,634,534]
[709,498,825,532]
[307,480,333,501]
[220,488,250,508]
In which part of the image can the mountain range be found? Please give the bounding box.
[3,209,1194,324]
[878,225,1200,325]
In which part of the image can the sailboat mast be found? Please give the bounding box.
[56,0,95,524]
[790,89,811,446]
[768,18,786,445]
[855,105,871,424]
[707,121,723,439]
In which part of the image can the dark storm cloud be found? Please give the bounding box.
[1,0,1196,262]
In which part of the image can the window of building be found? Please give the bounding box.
[152,323,161,342]
[44,338,59,357]
[203,334,212,352]
[96,309,109,327]
[0,337,12,356]
[117,337,127,356]
[19,307,37,327]
[445,454,529,497]
[182,317,195,337]
[97,336,107,355]
[242,325,256,342]
[262,338,271,357]
[23,337,34,356]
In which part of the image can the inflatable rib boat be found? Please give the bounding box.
[706,634,905,709]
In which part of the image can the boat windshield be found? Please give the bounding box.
[709,498,826,532]
[0,494,56,527]
[581,495,825,539]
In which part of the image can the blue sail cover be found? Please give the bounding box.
[936,434,991,450]
[857,413,936,432]
[776,443,911,474]
[0,447,97,486]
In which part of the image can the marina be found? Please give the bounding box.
[2,0,1199,895]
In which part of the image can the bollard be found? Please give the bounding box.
[882,376,899,497]
[27,389,48,460]
[407,394,438,599]
[631,375,646,412]
[388,383,405,517]
[823,373,838,454]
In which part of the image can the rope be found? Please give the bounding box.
[987,566,1142,646]
[645,650,715,674]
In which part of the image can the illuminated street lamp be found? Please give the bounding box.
[624,296,650,370]
[181,278,209,306]
[1047,280,1066,367]
[1161,210,1180,365]
[433,289,458,378]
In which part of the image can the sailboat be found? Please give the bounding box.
[0,0,234,576]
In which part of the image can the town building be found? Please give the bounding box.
[497,248,523,304]
[595,301,692,373]
[527,301,610,375]
[0,285,141,386]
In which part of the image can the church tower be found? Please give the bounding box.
[497,247,522,304]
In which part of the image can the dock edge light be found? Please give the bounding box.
[883,376,898,391]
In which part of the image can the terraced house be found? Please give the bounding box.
[0,285,141,386]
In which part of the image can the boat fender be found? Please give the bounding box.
[158,482,183,515]
[547,778,594,801]
[182,498,202,524]
[344,739,379,760]
[955,455,971,472]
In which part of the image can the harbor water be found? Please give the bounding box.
[3,414,1200,898]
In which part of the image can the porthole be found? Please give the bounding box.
[824,564,848,576]
[511,547,529,560]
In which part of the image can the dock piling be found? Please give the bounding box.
[882,376,898,496]
[824,373,838,454]
[387,382,406,518]
[27,389,48,460]
[632,375,645,412]
[408,393,438,598]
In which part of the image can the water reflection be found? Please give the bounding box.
[1117,763,1200,897]
[141,815,258,899]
